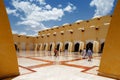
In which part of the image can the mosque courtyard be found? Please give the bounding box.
[10,51,115,80]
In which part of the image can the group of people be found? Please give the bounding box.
[54,48,93,61]
[81,48,93,61]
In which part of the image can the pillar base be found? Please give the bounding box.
[98,72,120,80]
[1,73,19,80]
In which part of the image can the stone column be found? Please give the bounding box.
[0,0,19,79]
[99,0,120,79]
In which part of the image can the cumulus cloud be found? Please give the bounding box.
[45,5,52,10]
[7,0,76,35]
[37,0,46,5]
[64,3,76,12]
[90,0,115,17]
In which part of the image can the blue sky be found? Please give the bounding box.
[4,0,117,36]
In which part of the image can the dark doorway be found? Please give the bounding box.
[50,44,52,51]
[65,43,69,50]
[14,44,18,51]
[100,42,104,53]
[74,43,80,52]
[57,44,60,51]
[86,42,93,52]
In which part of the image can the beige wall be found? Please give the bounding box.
[13,34,35,51]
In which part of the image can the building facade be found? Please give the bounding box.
[13,15,112,53]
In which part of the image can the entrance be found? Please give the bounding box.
[50,44,52,51]
[65,43,69,50]
[57,44,60,51]
[44,44,46,50]
[74,43,80,52]
[100,42,104,53]
[14,44,18,51]
[86,42,93,52]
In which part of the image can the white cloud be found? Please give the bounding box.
[90,0,115,17]
[8,0,76,36]
[45,5,52,10]
[12,30,27,35]
[6,8,19,16]
[25,8,64,22]
[27,33,38,36]
[75,20,83,23]
[64,3,76,12]
[12,30,18,34]
[19,32,27,35]
[17,20,40,28]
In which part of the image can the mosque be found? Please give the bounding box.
[13,15,111,53]
[0,0,120,80]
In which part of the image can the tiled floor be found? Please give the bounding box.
[12,51,115,80]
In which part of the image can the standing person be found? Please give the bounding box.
[87,48,93,61]
[79,49,82,55]
[60,49,62,56]
[54,48,58,57]
[82,48,86,59]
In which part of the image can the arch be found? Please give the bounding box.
[86,42,93,52]
[74,43,80,52]
[49,44,52,51]
[100,42,104,53]
[39,43,43,51]
[43,44,46,50]
[14,44,18,51]
[57,44,60,51]
[34,44,39,51]
[43,43,48,51]
[64,41,73,52]
[65,43,69,50]
[37,44,41,51]
[49,42,55,51]
[56,42,63,51]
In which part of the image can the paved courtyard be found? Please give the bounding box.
[11,51,115,80]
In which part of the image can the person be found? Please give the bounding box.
[54,48,58,57]
[87,48,93,61]
[82,48,86,59]
[79,49,82,55]
[60,49,62,56]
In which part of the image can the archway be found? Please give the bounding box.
[100,42,104,53]
[57,44,60,51]
[43,44,46,50]
[14,44,18,51]
[39,44,43,51]
[37,44,40,51]
[74,43,80,52]
[86,42,93,52]
[65,43,69,50]
[50,44,52,51]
